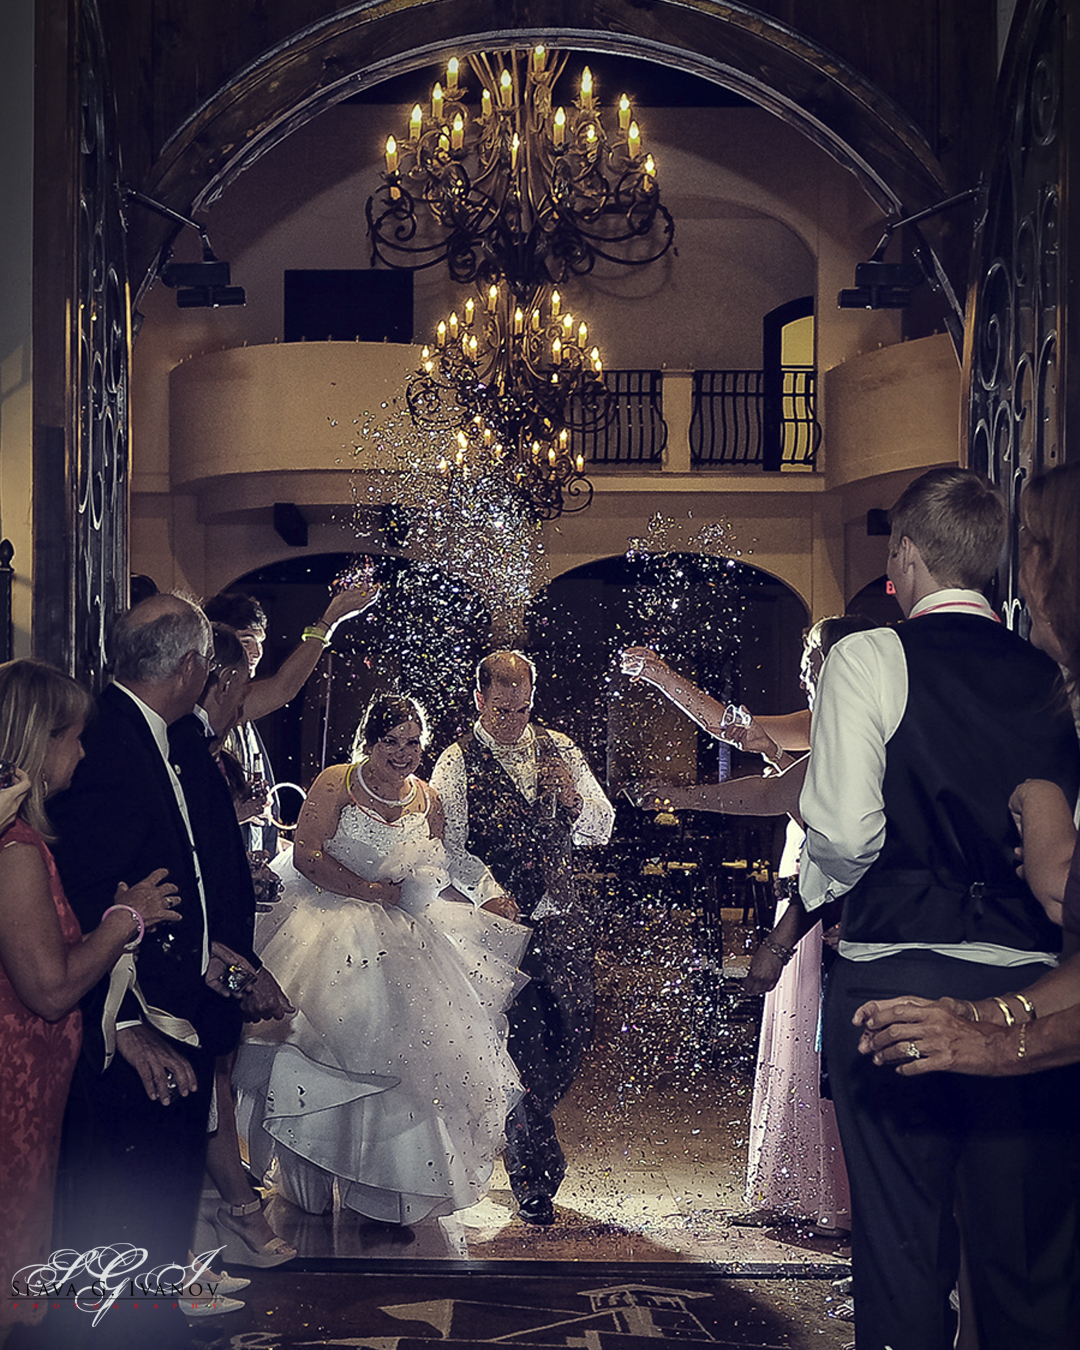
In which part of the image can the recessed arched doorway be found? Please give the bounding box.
[216,547,835,1265]
[222,548,809,810]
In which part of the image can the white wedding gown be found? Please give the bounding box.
[233,796,529,1223]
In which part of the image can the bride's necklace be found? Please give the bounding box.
[355,763,417,808]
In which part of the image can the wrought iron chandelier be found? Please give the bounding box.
[366,47,675,294]
[406,279,611,519]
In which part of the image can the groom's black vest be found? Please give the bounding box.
[459,728,577,919]
[841,614,1079,953]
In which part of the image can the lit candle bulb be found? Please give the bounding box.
[563,314,573,336]
[553,107,566,148]
[585,123,597,151]
[644,153,656,188]
[500,69,513,106]
[560,429,569,448]
[436,320,447,348]
[410,103,423,139]
[384,136,398,173]
[482,88,492,119]
[468,335,478,359]
[432,82,444,122]
[548,446,557,466]
[464,297,474,325]
[487,283,498,312]
[551,290,561,318]
[591,345,602,371]
[421,345,430,361]
[451,112,464,150]
[511,132,520,173]
[514,307,524,335]
[437,457,448,473]
[533,45,545,74]
[446,57,459,93]
[456,430,468,451]
[578,321,588,346]
[531,308,541,331]
[618,94,631,131]
[552,336,562,364]
[581,66,593,106]
[575,452,585,473]
[449,311,459,339]
[532,441,542,460]
[628,120,641,156]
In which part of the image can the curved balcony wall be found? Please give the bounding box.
[823,333,961,490]
[169,341,427,515]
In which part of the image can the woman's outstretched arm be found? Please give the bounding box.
[621,647,810,749]
[642,755,807,822]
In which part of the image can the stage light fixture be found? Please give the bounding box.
[838,262,924,309]
[837,188,979,314]
[125,188,246,309]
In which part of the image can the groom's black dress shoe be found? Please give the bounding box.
[518,1195,556,1225]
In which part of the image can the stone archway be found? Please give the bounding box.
[130,1,949,292]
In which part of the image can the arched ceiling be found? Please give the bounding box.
[135,0,949,288]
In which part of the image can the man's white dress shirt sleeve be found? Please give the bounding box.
[550,730,615,847]
[798,627,907,910]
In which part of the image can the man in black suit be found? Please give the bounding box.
[167,623,295,1266]
[168,623,275,1002]
[50,594,245,1346]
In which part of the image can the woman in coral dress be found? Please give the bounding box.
[236,694,528,1225]
[0,659,180,1344]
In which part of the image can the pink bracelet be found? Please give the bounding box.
[103,903,144,950]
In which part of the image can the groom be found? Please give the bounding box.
[431,651,614,1224]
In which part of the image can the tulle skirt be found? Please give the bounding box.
[235,853,529,1222]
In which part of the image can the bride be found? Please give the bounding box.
[234,694,529,1225]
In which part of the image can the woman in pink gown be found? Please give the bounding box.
[0,660,179,1342]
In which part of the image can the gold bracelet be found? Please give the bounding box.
[301,625,329,646]
[991,996,1016,1028]
[1017,1023,1028,1060]
[1012,991,1037,1021]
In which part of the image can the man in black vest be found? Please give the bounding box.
[431,651,614,1225]
[799,468,1080,1350]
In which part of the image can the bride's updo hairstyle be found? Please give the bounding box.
[351,693,431,761]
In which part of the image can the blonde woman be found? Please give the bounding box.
[0,659,178,1344]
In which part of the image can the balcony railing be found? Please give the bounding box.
[573,369,667,465]
[689,367,819,469]
[576,367,820,471]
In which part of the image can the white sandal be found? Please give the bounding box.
[215,1197,296,1268]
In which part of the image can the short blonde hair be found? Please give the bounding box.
[888,467,1006,589]
[0,659,93,840]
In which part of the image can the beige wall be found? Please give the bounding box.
[131,97,961,614]
[0,0,36,655]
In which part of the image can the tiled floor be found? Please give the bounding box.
[227,908,849,1279]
